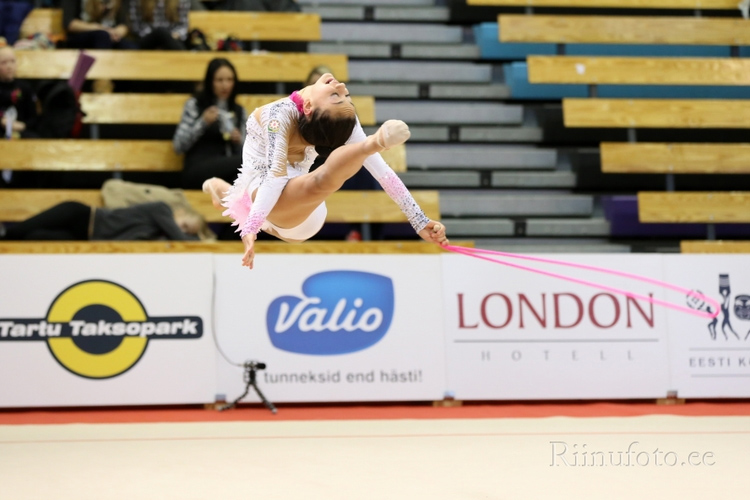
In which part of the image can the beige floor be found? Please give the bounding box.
[1,415,748,499]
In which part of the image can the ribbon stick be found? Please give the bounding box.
[443,245,720,319]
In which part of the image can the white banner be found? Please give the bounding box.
[442,254,671,400]
[664,255,750,398]
[0,255,216,407]
[213,254,446,403]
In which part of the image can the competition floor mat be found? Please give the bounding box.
[1,403,749,499]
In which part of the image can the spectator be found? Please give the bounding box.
[0,201,202,241]
[62,0,137,49]
[173,58,247,189]
[128,0,191,50]
[0,45,38,139]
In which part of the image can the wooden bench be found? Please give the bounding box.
[0,240,461,254]
[80,93,376,126]
[500,15,750,46]
[467,0,738,9]
[0,138,406,173]
[20,9,321,44]
[563,99,750,129]
[680,240,750,253]
[527,56,750,85]
[600,143,750,174]
[0,189,441,224]
[15,50,348,82]
[188,11,320,43]
[638,192,750,223]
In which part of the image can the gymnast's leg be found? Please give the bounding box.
[267,120,409,229]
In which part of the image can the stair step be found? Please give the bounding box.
[309,42,479,59]
[304,5,449,21]
[407,145,557,169]
[321,22,462,43]
[442,219,516,237]
[470,238,631,253]
[462,126,542,143]
[349,61,492,83]
[526,218,611,237]
[375,101,522,125]
[440,191,594,217]
[491,171,575,188]
[347,83,508,99]
[399,171,481,188]
[299,0,435,5]
[364,125,541,143]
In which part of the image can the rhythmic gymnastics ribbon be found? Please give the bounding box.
[443,245,720,320]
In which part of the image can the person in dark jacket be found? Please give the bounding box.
[0,201,201,241]
[173,58,247,189]
[0,46,38,139]
[61,0,136,49]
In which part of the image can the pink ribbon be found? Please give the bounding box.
[443,245,720,319]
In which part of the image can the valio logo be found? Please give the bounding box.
[0,280,203,378]
[266,271,394,355]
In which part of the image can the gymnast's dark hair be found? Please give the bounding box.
[195,58,239,113]
[298,109,357,160]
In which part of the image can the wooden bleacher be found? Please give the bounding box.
[527,56,750,85]
[499,15,750,46]
[0,189,441,225]
[0,240,457,254]
[80,93,375,126]
[467,0,739,9]
[680,241,750,253]
[599,143,750,174]
[15,50,348,82]
[638,192,750,224]
[20,9,322,44]
[563,99,750,129]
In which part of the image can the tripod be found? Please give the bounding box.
[219,361,277,414]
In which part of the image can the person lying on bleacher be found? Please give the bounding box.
[0,201,202,241]
[128,0,191,50]
[202,72,449,269]
[62,0,137,49]
[0,46,38,141]
[173,58,246,189]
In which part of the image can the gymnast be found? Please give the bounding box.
[203,72,449,269]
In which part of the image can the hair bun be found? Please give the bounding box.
[315,145,335,158]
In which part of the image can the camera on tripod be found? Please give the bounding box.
[219,359,276,414]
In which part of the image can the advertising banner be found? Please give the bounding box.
[664,255,750,398]
[441,254,671,400]
[213,254,446,403]
[0,255,216,407]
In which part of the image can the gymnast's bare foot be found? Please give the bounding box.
[202,177,229,210]
[371,119,410,152]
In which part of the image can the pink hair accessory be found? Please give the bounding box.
[290,91,304,114]
[444,244,720,319]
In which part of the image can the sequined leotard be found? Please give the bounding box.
[221,93,430,238]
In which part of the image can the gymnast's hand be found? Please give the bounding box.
[241,233,256,270]
[419,221,449,247]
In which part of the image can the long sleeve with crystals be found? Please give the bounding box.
[238,101,299,237]
[346,118,430,233]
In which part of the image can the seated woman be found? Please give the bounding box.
[173,58,246,189]
[203,72,449,269]
[0,201,201,241]
[62,0,136,49]
[128,0,191,50]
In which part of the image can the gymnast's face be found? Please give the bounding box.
[305,73,355,118]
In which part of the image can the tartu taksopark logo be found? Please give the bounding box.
[266,271,394,355]
[0,280,203,379]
